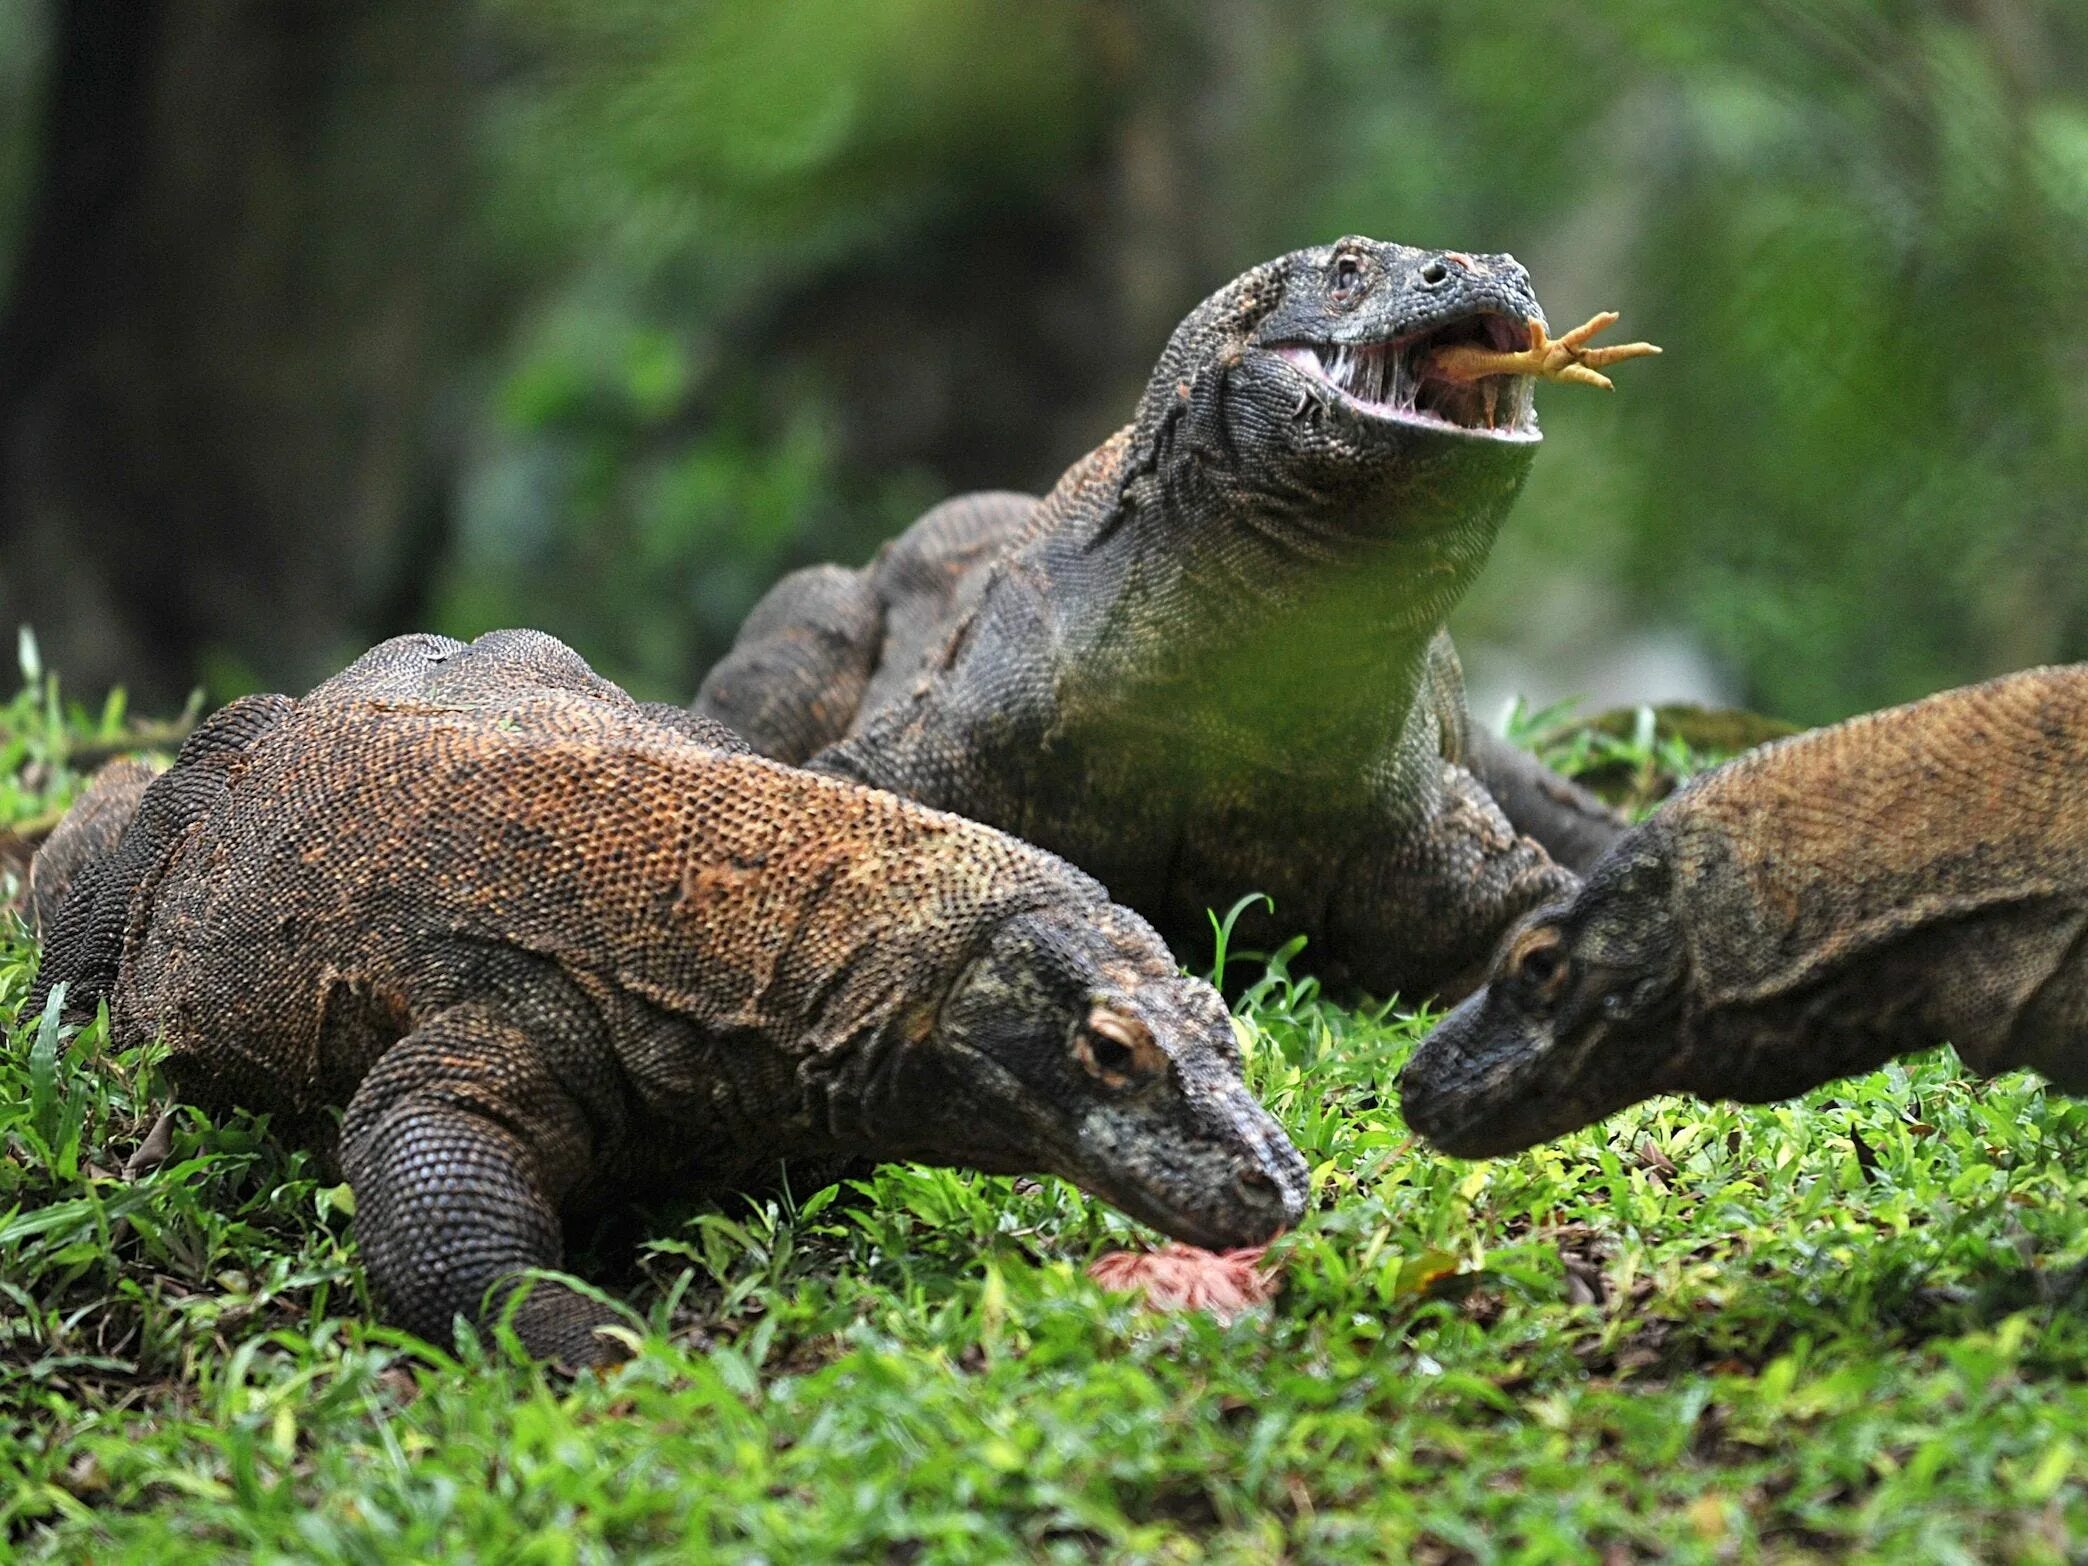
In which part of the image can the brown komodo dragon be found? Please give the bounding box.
[1398,664,2088,1156]
[695,236,1655,999]
[28,629,1308,1365]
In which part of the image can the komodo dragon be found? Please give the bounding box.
[696,236,1656,999]
[1399,664,2088,1157]
[27,754,159,934]
[29,629,1308,1365]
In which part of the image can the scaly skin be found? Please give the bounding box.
[31,630,1307,1365]
[1399,665,2088,1157]
[696,236,1638,1000]
[26,754,160,933]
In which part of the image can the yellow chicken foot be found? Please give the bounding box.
[1431,311,1661,391]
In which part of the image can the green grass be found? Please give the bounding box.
[4,664,2087,1563]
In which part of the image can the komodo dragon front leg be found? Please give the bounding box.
[1424,631,1626,874]
[1461,727,1627,874]
[341,1006,617,1365]
[1327,761,1579,1000]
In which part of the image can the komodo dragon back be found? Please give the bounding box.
[1401,664,2088,1156]
[1670,665,2088,1022]
[31,629,1307,1365]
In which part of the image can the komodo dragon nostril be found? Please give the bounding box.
[1417,258,1450,286]
[1234,1167,1281,1208]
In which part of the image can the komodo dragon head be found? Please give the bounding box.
[1396,842,1691,1157]
[867,901,1310,1250]
[1130,234,1554,553]
[1402,663,2088,1156]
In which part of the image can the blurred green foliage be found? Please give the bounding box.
[0,0,47,299]
[439,0,1103,688]
[445,0,2086,719]
[6,0,2081,718]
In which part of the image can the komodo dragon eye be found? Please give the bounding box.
[1503,926,1571,1009]
[1073,1008,1165,1090]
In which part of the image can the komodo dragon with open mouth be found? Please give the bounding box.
[29,629,1308,1365]
[696,236,1658,1000]
[1399,664,2088,1157]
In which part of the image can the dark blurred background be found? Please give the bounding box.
[0,0,2082,723]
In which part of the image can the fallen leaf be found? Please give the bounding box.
[1634,1137,1677,1178]
[124,1109,179,1180]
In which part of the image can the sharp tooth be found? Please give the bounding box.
[1483,378,1499,429]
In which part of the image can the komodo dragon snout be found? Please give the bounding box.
[1246,236,1553,451]
[1402,664,2088,1158]
[913,904,1309,1250]
[1396,856,1691,1158]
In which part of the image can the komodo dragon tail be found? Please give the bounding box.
[27,757,161,935]
[29,694,291,1019]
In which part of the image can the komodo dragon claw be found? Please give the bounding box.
[1432,311,1662,391]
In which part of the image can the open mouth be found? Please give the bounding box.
[1276,312,1539,441]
